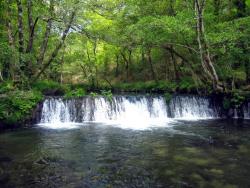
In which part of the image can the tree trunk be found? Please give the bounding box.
[7,0,14,47]
[115,54,119,77]
[194,0,222,91]
[60,47,65,84]
[163,45,204,88]
[169,47,180,81]
[26,0,39,53]
[33,10,76,81]
[147,48,157,81]
[6,0,16,80]
[128,49,132,80]
[86,45,95,87]
[93,40,98,87]
[0,70,3,82]
[121,51,129,82]
[16,0,24,53]
[37,0,54,65]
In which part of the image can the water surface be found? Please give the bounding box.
[1,120,250,188]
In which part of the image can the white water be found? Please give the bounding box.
[38,95,220,130]
[243,102,250,119]
[168,96,219,120]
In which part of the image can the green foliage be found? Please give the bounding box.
[64,88,86,99]
[101,90,113,102]
[230,91,245,108]
[0,0,250,94]
[90,92,98,97]
[223,91,246,110]
[32,80,68,95]
[0,90,43,124]
[178,78,196,92]
[114,81,177,93]
[0,81,15,94]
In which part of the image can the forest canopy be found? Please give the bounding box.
[0,0,250,93]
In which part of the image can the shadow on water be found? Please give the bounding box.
[0,120,250,187]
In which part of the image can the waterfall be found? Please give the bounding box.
[40,96,169,124]
[230,102,250,119]
[243,102,250,119]
[39,95,222,129]
[168,95,219,119]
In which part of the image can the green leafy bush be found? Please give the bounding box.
[113,81,177,92]
[90,92,98,97]
[178,77,196,92]
[0,81,15,94]
[0,90,43,125]
[231,91,245,108]
[101,90,113,102]
[32,80,68,95]
[223,92,246,110]
[64,88,86,99]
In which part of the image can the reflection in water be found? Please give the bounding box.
[0,120,250,187]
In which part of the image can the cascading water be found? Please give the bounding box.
[40,96,169,129]
[243,102,250,119]
[168,95,220,119]
[39,95,221,129]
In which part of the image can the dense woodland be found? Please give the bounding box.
[0,0,250,125]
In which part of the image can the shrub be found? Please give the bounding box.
[0,81,15,94]
[113,81,177,92]
[222,91,246,110]
[90,92,98,97]
[32,80,68,95]
[178,77,196,92]
[156,81,177,92]
[0,90,43,125]
[101,90,113,102]
[64,88,86,99]
[230,91,245,108]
